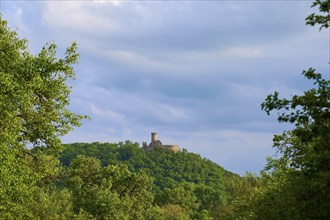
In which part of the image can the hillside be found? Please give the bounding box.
[60,141,240,219]
[61,141,236,187]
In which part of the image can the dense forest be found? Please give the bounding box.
[0,0,329,219]
[60,142,236,191]
[58,142,240,219]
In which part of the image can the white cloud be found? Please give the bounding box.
[42,1,120,33]
[224,47,263,58]
[91,104,126,123]
[93,0,124,6]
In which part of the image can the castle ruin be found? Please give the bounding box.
[142,132,180,152]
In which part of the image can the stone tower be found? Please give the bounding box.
[142,132,180,152]
[151,132,157,143]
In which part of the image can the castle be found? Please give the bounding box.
[142,132,180,152]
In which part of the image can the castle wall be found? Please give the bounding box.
[161,145,180,152]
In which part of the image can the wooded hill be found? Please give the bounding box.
[59,141,240,219]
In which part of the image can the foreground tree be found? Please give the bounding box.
[0,18,86,218]
[256,1,330,218]
[0,18,86,152]
[258,69,330,219]
[64,155,159,219]
[305,0,330,30]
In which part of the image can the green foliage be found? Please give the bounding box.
[63,155,158,219]
[258,3,330,215]
[0,17,86,219]
[160,183,200,216]
[211,173,260,220]
[60,141,238,219]
[305,0,330,30]
[0,148,36,219]
[161,204,190,220]
[233,2,330,219]
[62,142,234,189]
[258,69,330,219]
[257,2,330,217]
[29,187,75,220]
[262,69,330,177]
[0,18,87,153]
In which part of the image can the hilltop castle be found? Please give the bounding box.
[142,132,180,152]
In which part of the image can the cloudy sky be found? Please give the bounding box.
[1,0,328,174]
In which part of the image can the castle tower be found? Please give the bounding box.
[151,132,157,143]
[143,132,179,152]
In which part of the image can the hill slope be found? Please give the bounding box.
[60,141,240,219]
[61,141,236,189]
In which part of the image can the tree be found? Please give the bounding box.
[259,69,330,219]
[64,155,157,219]
[0,18,87,153]
[0,17,86,218]
[60,141,237,219]
[160,204,189,220]
[159,183,200,218]
[258,1,330,218]
[305,0,330,30]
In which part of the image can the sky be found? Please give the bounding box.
[1,0,328,175]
